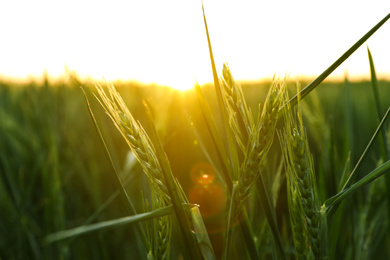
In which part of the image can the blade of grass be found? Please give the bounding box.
[323,159,390,212]
[81,87,137,216]
[223,182,238,260]
[44,205,177,244]
[338,153,351,192]
[238,208,260,259]
[82,168,142,225]
[202,4,240,182]
[328,200,346,260]
[367,46,390,159]
[255,175,286,259]
[202,5,259,259]
[142,101,203,260]
[285,12,390,108]
[367,45,390,251]
[194,83,232,190]
[81,87,147,247]
[341,105,390,190]
[186,112,227,181]
[190,206,216,260]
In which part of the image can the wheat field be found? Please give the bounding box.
[1,8,390,260]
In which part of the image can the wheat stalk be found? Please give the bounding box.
[94,82,171,204]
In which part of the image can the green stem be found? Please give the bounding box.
[256,175,286,260]
[239,208,260,260]
[223,182,238,260]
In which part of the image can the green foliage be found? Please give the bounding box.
[1,9,390,260]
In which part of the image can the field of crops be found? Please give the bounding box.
[1,70,390,259]
[2,7,390,260]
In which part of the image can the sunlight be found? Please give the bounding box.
[0,1,389,84]
[158,76,196,92]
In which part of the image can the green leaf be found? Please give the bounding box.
[323,160,390,211]
[142,101,202,260]
[255,175,287,259]
[190,207,216,260]
[81,87,146,246]
[202,4,240,183]
[285,12,390,108]
[194,83,233,190]
[201,5,259,259]
[340,106,390,190]
[367,45,390,231]
[367,46,390,160]
[44,205,177,244]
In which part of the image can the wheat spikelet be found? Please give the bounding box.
[153,194,171,260]
[280,92,323,259]
[94,82,171,204]
[235,78,286,214]
[221,63,253,152]
[279,129,309,258]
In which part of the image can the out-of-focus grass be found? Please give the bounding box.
[1,76,390,259]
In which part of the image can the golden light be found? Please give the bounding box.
[0,1,389,84]
[189,162,226,218]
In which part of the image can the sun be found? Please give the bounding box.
[148,69,201,91]
[164,77,196,91]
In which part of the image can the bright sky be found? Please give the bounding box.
[1,1,390,90]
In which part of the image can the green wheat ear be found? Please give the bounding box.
[221,63,254,152]
[94,82,171,204]
[279,88,327,260]
[235,78,286,214]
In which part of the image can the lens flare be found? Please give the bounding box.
[189,162,226,218]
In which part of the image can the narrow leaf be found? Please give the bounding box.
[324,160,390,211]
[142,101,202,260]
[341,105,390,190]
[285,12,390,108]
[44,205,176,244]
[202,4,240,182]
[256,175,286,259]
[194,83,232,190]
[367,46,390,159]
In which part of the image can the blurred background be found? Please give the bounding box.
[1,0,390,259]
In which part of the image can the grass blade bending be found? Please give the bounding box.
[194,83,232,190]
[142,101,206,260]
[81,87,148,249]
[202,5,259,259]
[367,46,390,223]
[340,105,390,190]
[82,87,137,215]
[324,160,390,212]
[44,205,178,244]
[367,46,390,159]
[202,4,240,183]
[286,12,390,108]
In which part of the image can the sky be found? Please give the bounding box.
[1,0,390,90]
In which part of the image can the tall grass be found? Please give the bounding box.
[1,8,390,260]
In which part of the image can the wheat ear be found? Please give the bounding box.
[280,92,323,259]
[153,193,171,260]
[94,82,171,204]
[221,63,254,152]
[235,78,286,213]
